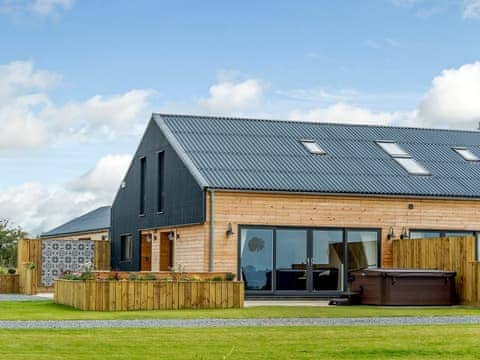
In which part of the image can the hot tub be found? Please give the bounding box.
[350,269,456,306]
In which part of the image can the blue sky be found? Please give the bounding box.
[1,0,480,234]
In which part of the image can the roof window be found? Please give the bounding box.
[301,140,326,155]
[377,141,430,176]
[453,147,479,161]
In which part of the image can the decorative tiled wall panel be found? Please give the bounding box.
[41,240,94,286]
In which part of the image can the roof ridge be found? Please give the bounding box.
[154,113,480,135]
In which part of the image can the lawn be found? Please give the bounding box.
[1,300,480,320]
[1,325,480,359]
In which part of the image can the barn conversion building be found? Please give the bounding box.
[110,114,480,297]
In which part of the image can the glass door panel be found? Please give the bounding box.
[347,230,378,271]
[276,230,308,291]
[312,230,343,291]
[240,228,273,291]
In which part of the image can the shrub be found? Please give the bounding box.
[0,267,7,275]
[225,272,235,281]
[140,274,157,281]
[128,273,138,281]
[212,276,223,282]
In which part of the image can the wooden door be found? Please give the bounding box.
[141,233,152,271]
[159,232,172,271]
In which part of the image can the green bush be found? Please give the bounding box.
[128,273,138,281]
[140,274,157,281]
[212,276,223,282]
[225,272,235,281]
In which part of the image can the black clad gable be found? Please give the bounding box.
[111,118,205,270]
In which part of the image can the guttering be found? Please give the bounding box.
[206,188,480,202]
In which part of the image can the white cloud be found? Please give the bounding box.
[30,0,73,15]
[68,154,132,200]
[0,60,59,103]
[0,60,153,151]
[0,154,131,235]
[200,79,263,113]
[0,0,74,17]
[289,103,399,126]
[41,89,153,141]
[416,62,480,129]
[464,0,480,18]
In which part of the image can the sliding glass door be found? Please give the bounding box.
[312,230,343,292]
[239,226,380,295]
[276,230,308,291]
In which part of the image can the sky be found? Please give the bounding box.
[1,0,480,235]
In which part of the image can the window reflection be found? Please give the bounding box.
[347,230,378,270]
[240,229,273,291]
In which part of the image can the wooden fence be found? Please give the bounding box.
[54,279,244,311]
[392,236,480,304]
[0,275,19,293]
[17,238,111,294]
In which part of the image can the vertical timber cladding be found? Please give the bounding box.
[111,119,206,271]
[209,191,480,272]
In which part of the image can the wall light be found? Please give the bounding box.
[226,223,235,237]
[386,227,395,240]
[400,227,409,240]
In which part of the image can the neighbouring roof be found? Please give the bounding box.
[41,206,111,237]
[154,114,480,198]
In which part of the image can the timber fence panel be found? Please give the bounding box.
[392,236,480,305]
[54,280,244,311]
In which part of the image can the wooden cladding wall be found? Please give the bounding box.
[0,275,19,294]
[17,238,111,294]
[207,192,480,273]
[392,236,480,304]
[54,280,244,311]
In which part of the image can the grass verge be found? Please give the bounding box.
[0,301,480,320]
[1,325,480,359]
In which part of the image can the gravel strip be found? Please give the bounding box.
[0,294,51,301]
[2,316,480,329]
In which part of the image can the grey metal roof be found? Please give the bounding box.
[154,114,480,198]
[41,206,111,237]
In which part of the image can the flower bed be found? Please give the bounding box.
[54,278,244,311]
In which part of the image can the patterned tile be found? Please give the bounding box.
[41,240,94,286]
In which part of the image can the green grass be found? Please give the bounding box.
[1,325,480,359]
[1,300,480,320]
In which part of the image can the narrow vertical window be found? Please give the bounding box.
[139,157,146,215]
[120,234,133,261]
[157,151,165,212]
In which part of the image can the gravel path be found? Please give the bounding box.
[2,316,480,329]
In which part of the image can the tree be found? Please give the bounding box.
[0,220,26,268]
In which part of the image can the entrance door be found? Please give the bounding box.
[159,232,173,271]
[311,230,343,292]
[140,233,152,271]
[275,229,308,291]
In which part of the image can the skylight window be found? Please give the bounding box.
[301,140,326,155]
[393,158,430,176]
[377,140,430,176]
[453,147,479,161]
[377,141,409,157]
